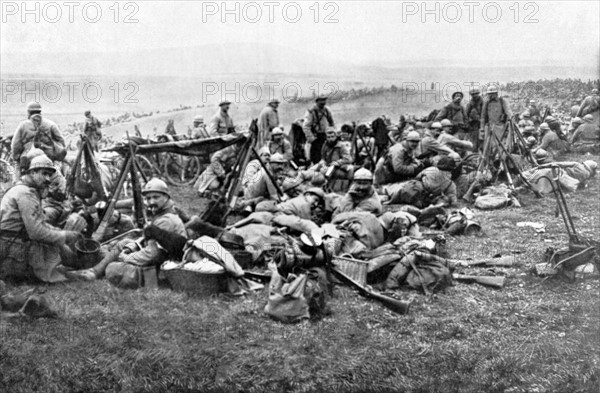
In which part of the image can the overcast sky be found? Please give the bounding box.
[1,0,599,68]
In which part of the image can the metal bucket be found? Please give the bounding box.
[75,238,101,269]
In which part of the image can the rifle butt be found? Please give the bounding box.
[366,292,411,314]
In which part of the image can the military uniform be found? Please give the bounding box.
[12,118,65,169]
[0,179,69,282]
[303,105,334,163]
[416,166,457,206]
[195,145,239,193]
[258,105,280,146]
[335,185,382,216]
[268,139,293,161]
[208,110,235,136]
[374,142,422,185]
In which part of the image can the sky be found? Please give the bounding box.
[1,0,599,68]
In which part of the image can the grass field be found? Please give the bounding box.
[1,152,599,392]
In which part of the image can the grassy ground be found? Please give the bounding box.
[1,156,599,393]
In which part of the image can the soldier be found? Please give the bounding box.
[65,179,187,281]
[437,119,473,157]
[242,147,279,202]
[480,85,513,154]
[191,115,210,139]
[334,168,382,217]
[435,91,468,139]
[268,127,293,161]
[571,114,600,151]
[465,88,484,151]
[374,131,423,185]
[257,98,280,146]
[83,110,102,152]
[12,102,66,180]
[576,88,599,118]
[416,156,458,207]
[536,122,569,159]
[313,127,353,181]
[0,154,81,283]
[303,95,335,164]
[415,122,460,165]
[165,119,176,136]
[195,143,242,194]
[209,101,235,136]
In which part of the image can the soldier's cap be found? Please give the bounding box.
[405,131,421,142]
[525,125,536,132]
[271,127,284,136]
[193,115,204,122]
[431,122,443,129]
[437,156,456,171]
[470,88,481,95]
[415,121,424,128]
[539,123,550,131]
[521,111,531,118]
[451,91,464,99]
[268,98,280,104]
[258,146,271,157]
[315,95,328,102]
[571,117,583,124]
[526,136,537,144]
[219,100,231,106]
[583,114,594,122]
[84,110,91,116]
[353,168,373,181]
[592,89,599,95]
[584,160,598,171]
[325,127,337,134]
[270,153,286,163]
[545,116,556,123]
[304,187,325,201]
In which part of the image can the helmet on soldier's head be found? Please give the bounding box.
[27,102,42,113]
[304,187,325,201]
[325,126,337,135]
[526,136,537,145]
[431,122,442,130]
[486,85,498,94]
[571,117,583,124]
[28,155,55,173]
[592,89,599,95]
[405,131,421,142]
[270,153,286,163]
[522,111,531,118]
[534,149,548,160]
[142,178,170,198]
[470,87,481,95]
[539,123,550,131]
[193,115,204,123]
[545,116,556,123]
[440,119,453,127]
[525,125,536,133]
[583,114,594,122]
[271,127,284,136]
[415,121,423,128]
[353,168,373,181]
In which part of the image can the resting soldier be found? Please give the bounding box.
[437,119,474,157]
[196,143,242,194]
[416,157,458,207]
[66,179,187,281]
[415,122,460,165]
[576,88,599,118]
[334,168,382,217]
[537,122,569,159]
[374,131,423,185]
[0,154,81,283]
[312,128,353,180]
[465,88,484,150]
[268,127,293,161]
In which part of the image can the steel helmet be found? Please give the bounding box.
[524,125,536,132]
[142,178,170,198]
[583,114,594,122]
[271,127,284,136]
[405,131,421,142]
[545,116,556,123]
[28,155,55,173]
[353,168,373,181]
[270,153,286,163]
[534,149,548,159]
[431,122,443,129]
[325,126,337,134]
[571,117,583,124]
[522,111,531,118]
[193,115,204,123]
[470,87,481,95]
[304,187,325,201]
[27,102,42,112]
[486,85,498,94]
[440,119,453,127]
[526,136,537,145]
[539,123,550,131]
[415,121,423,128]
[592,89,599,95]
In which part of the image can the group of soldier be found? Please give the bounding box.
[0,84,598,285]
